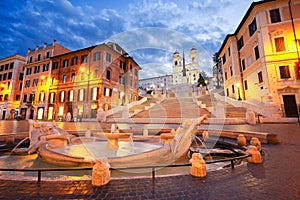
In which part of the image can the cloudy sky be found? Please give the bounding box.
[0,0,254,78]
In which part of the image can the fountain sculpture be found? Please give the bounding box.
[12,115,208,168]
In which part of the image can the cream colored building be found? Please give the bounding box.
[218,0,300,118]
[0,54,25,119]
[172,48,200,85]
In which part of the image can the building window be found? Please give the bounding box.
[279,65,291,79]
[249,18,257,36]
[4,64,8,70]
[78,89,85,101]
[19,82,22,91]
[241,59,246,71]
[32,78,38,87]
[71,73,75,82]
[0,65,3,71]
[25,80,30,88]
[43,64,49,72]
[106,53,111,62]
[81,55,88,64]
[34,65,40,74]
[68,90,74,102]
[254,46,260,60]
[120,61,126,70]
[3,73,7,80]
[270,8,281,23]
[10,62,14,69]
[93,52,101,61]
[52,77,56,84]
[63,59,68,68]
[46,52,50,58]
[258,71,263,83]
[39,92,45,101]
[230,66,233,76]
[244,80,248,90]
[238,36,244,50]
[228,47,231,57]
[49,93,55,104]
[232,85,235,93]
[222,54,226,64]
[91,87,98,101]
[119,76,125,85]
[71,56,78,66]
[60,91,65,102]
[274,37,286,52]
[62,75,67,83]
[135,69,138,76]
[94,70,99,79]
[29,93,35,102]
[106,70,111,80]
[52,62,58,70]
[247,56,252,66]
[104,88,112,97]
[37,54,41,61]
[23,94,27,102]
[29,56,33,63]
[8,72,12,80]
[224,72,228,80]
[26,68,32,75]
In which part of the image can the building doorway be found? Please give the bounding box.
[37,107,44,120]
[283,95,298,117]
[2,110,6,120]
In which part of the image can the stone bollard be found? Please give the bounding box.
[202,131,209,142]
[92,158,111,186]
[85,129,91,138]
[189,153,206,177]
[250,137,261,152]
[237,134,247,147]
[246,145,262,164]
[246,109,256,125]
[143,129,148,137]
[170,128,176,135]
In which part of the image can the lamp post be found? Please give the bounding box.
[160,83,164,95]
[236,83,242,100]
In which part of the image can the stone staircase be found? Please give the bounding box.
[132,97,211,119]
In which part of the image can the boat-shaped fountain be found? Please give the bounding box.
[12,115,209,168]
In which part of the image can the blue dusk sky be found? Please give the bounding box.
[0,0,254,78]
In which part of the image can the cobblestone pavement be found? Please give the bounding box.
[0,122,299,199]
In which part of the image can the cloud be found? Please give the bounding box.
[0,0,126,57]
[0,0,253,78]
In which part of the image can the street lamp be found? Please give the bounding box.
[204,80,208,91]
[236,83,242,100]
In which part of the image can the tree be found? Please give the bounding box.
[197,71,208,87]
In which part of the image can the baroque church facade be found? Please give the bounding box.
[172,48,200,85]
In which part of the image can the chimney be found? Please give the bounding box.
[35,45,39,51]
[53,39,57,46]
[27,48,31,53]
[44,42,47,49]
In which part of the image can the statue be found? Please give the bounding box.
[97,105,106,122]
[65,112,72,122]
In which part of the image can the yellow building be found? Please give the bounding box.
[218,0,300,118]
